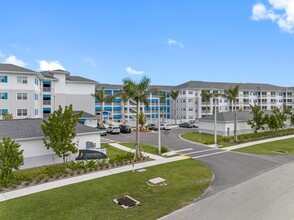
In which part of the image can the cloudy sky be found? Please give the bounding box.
[1,0,294,86]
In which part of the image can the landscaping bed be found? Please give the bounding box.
[0,159,212,220]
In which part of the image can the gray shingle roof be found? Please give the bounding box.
[66,75,97,84]
[0,63,36,73]
[199,111,253,122]
[40,72,58,80]
[175,81,289,91]
[0,119,99,140]
[73,111,98,119]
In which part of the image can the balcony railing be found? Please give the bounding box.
[43,113,51,118]
[43,87,51,92]
[43,100,51,105]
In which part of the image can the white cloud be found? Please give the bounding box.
[39,60,66,71]
[125,66,144,75]
[0,51,5,58]
[4,55,26,67]
[251,0,294,33]
[84,57,97,67]
[167,38,184,48]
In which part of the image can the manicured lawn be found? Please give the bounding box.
[181,132,233,147]
[0,159,212,220]
[101,143,130,160]
[234,138,294,155]
[120,142,164,155]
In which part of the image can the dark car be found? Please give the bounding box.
[119,124,132,133]
[96,126,107,136]
[179,122,193,128]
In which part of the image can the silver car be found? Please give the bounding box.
[106,126,120,134]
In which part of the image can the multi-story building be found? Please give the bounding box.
[95,84,173,123]
[173,81,294,121]
[0,64,96,119]
[0,64,43,119]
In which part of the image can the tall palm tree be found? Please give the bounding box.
[92,87,115,125]
[223,85,240,142]
[116,89,130,123]
[170,90,180,124]
[160,92,167,122]
[201,91,214,116]
[123,76,151,160]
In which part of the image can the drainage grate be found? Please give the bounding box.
[113,195,140,209]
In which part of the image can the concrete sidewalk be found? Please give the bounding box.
[223,134,294,151]
[0,148,187,202]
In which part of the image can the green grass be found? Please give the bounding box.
[234,138,294,155]
[101,143,130,160]
[181,132,234,147]
[0,159,212,220]
[120,142,163,155]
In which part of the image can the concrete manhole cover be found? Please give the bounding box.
[113,195,140,209]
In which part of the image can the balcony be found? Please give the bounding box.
[43,100,51,105]
[43,87,51,92]
[43,113,50,118]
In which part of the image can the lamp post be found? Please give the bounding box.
[158,95,161,154]
[214,96,218,148]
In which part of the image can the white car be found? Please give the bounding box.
[154,123,171,130]
[106,126,120,134]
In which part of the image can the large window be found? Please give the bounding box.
[17,109,28,117]
[17,93,28,100]
[0,92,8,100]
[17,76,28,84]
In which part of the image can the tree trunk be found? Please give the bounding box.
[174,102,177,124]
[206,103,208,116]
[234,100,238,142]
[122,102,125,123]
[100,103,103,125]
[135,101,141,160]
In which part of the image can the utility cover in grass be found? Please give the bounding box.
[113,196,140,209]
[148,177,167,186]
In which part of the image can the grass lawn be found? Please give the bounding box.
[120,142,162,155]
[0,159,212,220]
[101,143,130,160]
[234,138,294,155]
[181,132,234,148]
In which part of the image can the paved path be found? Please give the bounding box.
[223,134,294,151]
[161,162,294,220]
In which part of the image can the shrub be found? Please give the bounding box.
[161,146,169,153]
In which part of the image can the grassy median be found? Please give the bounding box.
[0,159,212,220]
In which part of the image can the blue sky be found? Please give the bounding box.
[1,0,294,86]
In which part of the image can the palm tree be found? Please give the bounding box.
[116,89,130,123]
[123,76,151,160]
[170,90,180,124]
[201,91,214,116]
[160,92,167,122]
[92,87,115,125]
[223,85,240,142]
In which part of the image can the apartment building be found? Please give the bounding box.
[173,81,294,121]
[0,64,43,119]
[95,84,173,123]
[0,64,97,119]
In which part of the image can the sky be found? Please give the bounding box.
[1,0,294,87]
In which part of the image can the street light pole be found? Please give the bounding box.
[214,96,218,147]
[158,93,161,154]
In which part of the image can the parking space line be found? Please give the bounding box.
[174,148,194,153]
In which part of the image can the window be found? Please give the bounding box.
[17,76,28,84]
[35,109,39,115]
[0,109,8,115]
[35,93,39,100]
[188,99,192,102]
[182,91,186,95]
[189,115,193,119]
[189,91,193,94]
[0,92,8,100]
[35,78,39,86]
[17,109,28,117]
[189,107,193,111]
[17,93,28,100]
[0,76,8,83]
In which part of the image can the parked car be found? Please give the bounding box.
[154,123,171,130]
[146,123,155,130]
[189,120,198,128]
[119,124,132,133]
[96,126,107,136]
[106,126,120,134]
[179,122,193,128]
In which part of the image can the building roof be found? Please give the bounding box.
[73,111,98,119]
[40,72,58,80]
[199,111,253,122]
[66,75,97,84]
[0,64,44,79]
[96,83,174,91]
[175,80,288,91]
[0,119,99,140]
